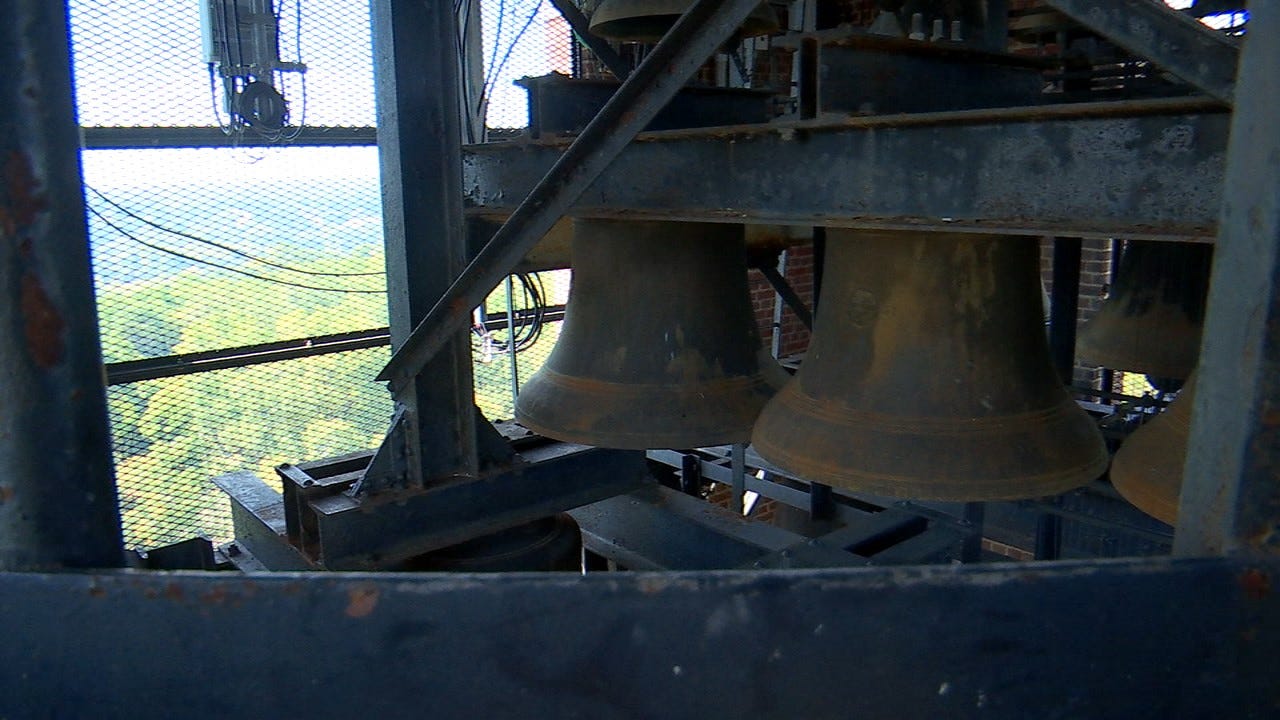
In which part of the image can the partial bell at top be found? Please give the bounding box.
[589,0,779,43]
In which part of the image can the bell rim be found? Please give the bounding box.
[750,380,1109,501]
[515,366,773,449]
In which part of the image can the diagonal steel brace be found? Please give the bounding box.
[1045,0,1240,104]
[378,0,768,390]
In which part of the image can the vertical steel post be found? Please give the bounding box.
[1176,4,1280,557]
[371,0,480,481]
[0,0,123,569]
[730,443,746,515]
[1048,237,1083,384]
[505,275,519,402]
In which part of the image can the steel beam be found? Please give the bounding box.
[371,0,492,486]
[1044,0,1239,104]
[0,0,122,569]
[1177,3,1280,557]
[463,98,1230,241]
[0,557,1275,717]
[80,126,377,149]
[378,0,771,388]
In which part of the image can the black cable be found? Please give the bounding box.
[482,0,545,110]
[471,272,548,355]
[87,205,386,295]
[86,186,383,278]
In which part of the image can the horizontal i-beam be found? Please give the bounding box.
[464,98,1229,241]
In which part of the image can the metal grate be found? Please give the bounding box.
[83,146,389,361]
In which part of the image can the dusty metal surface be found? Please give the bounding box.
[0,0,122,570]
[464,99,1229,241]
[0,557,1276,718]
[1045,0,1239,104]
[753,231,1108,501]
[515,220,780,449]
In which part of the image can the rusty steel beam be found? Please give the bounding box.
[0,0,122,569]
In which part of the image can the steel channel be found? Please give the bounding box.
[372,0,483,481]
[1,557,1274,716]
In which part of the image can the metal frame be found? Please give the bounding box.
[2,0,1279,714]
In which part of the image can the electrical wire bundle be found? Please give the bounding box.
[473,272,547,360]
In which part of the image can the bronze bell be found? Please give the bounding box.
[515,219,782,449]
[1110,372,1197,525]
[589,0,779,42]
[752,230,1109,501]
[1076,241,1213,381]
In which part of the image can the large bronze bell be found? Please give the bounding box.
[1110,372,1197,525]
[515,219,781,449]
[1076,241,1212,380]
[589,0,779,42]
[752,231,1109,501]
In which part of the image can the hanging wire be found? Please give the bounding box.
[471,273,547,356]
[87,205,386,294]
[480,0,545,113]
[86,186,383,278]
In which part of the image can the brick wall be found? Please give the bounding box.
[748,242,814,359]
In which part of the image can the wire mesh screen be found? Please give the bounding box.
[111,347,393,549]
[84,147,388,361]
[72,0,575,549]
[70,0,375,128]
[477,0,575,129]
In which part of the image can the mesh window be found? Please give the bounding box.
[111,347,393,549]
[74,1,574,550]
[84,146,388,362]
[70,0,375,128]
[478,0,574,129]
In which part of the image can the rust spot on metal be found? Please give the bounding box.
[1240,569,1271,600]
[200,586,230,605]
[346,585,380,617]
[637,576,670,595]
[164,582,185,601]
[87,585,106,598]
[2,150,49,237]
[20,273,64,368]
[0,484,13,504]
